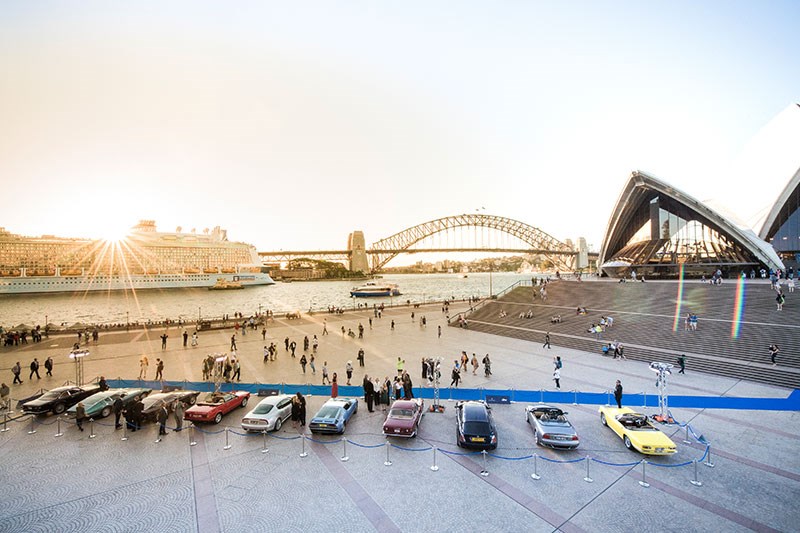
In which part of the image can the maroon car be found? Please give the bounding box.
[184,391,250,424]
[382,398,424,438]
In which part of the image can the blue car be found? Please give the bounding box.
[309,398,358,434]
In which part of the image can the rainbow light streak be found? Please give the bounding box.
[731,276,746,338]
[672,264,685,332]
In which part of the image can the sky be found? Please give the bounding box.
[1,1,798,256]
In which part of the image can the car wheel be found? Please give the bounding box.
[100,406,112,418]
[214,412,223,424]
[624,435,633,450]
[240,397,248,408]
[275,417,282,431]
[53,403,66,415]
[600,413,607,426]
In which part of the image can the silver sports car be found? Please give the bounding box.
[525,404,580,449]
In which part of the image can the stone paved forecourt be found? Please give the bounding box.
[1,296,798,532]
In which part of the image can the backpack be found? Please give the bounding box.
[557,360,563,369]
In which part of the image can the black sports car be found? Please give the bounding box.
[22,384,102,415]
[455,400,498,450]
[140,390,201,422]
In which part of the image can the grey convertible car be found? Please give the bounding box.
[525,404,580,449]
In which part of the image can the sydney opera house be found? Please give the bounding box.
[598,103,800,279]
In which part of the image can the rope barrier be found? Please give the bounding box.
[266,432,302,441]
[539,456,586,464]
[438,449,482,457]
[590,458,642,467]
[486,453,534,461]
[389,443,433,452]
[304,436,343,444]
[192,426,227,435]
[345,440,385,449]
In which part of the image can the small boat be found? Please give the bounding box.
[203,267,219,274]
[350,282,401,297]
[208,278,244,290]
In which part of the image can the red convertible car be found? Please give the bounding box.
[382,398,424,438]
[184,391,250,424]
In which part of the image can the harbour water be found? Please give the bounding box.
[0,272,537,327]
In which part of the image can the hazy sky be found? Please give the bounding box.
[1,1,798,253]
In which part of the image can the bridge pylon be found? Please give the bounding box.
[348,231,369,273]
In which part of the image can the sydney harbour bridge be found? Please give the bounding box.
[258,214,591,273]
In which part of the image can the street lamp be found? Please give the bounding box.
[198,307,202,322]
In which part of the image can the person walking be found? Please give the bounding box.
[75,402,86,432]
[309,353,316,374]
[614,380,623,408]
[29,358,41,380]
[345,361,354,385]
[322,319,328,335]
[300,354,307,374]
[173,400,185,432]
[471,354,479,375]
[230,334,237,351]
[450,362,461,387]
[139,356,148,380]
[113,395,124,429]
[438,325,442,338]
[232,359,241,381]
[157,405,169,437]
[1,382,10,411]
[769,344,780,366]
[12,362,22,384]
[44,357,53,377]
[160,333,168,350]
[543,332,551,349]
[357,348,365,367]
[677,354,686,374]
[191,331,198,347]
[482,354,492,377]
[155,359,164,381]
[322,361,330,384]
[396,357,404,375]
[552,368,561,389]
[182,330,188,347]
[554,356,562,370]
[290,341,297,358]
[296,392,306,427]
[331,373,339,398]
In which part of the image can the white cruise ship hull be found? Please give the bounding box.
[0,272,274,295]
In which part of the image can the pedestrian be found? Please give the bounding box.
[677,354,686,374]
[262,327,267,340]
[357,348,365,367]
[322,361,330,384]
[157,405,169,437]
[263,345,269,363]
[394,377,403,400]
[75,402,86,432]
[322,319,328,335]
[98,376,109,391]
[614,380,623,408]
[290,341,297,358]
[230,334,237,351]
[554,356,562,370]
[363,374,375,412]
[113,395,124,429]
[390,320,395,330]
[309,353,316,374]
[232,359,241,381]
[396,357,404,375]
[173,400,185,432]
[191,331,198,347]
[369,317,373,329]
[769,344,780,366]
[543,332,551,349]
[1,382,10,411]
[300,354,307,374]
[471,354,479,375]
[461,352,469,373]
[331,373,339,398]
[296,392,306,426]
[44,357,53,377]
[155,359,164,380]
[776,292,785,311]
[346,361,353,385]
[553,368,561,389]
[482,354,492,377]
[12,362,22,384]
[161,333,168,350]
[29,358,41,379]
[312,335,318,352]
[438,325,442,338]
[450,362,461,387]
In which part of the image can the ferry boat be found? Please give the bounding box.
[0,221,275,294]
[350,281,401,297]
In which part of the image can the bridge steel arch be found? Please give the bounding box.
[368,214,576,272]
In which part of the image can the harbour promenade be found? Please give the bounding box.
[0,300,798,532]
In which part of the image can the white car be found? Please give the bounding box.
[241,394,294,432]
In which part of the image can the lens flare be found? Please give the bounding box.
[731,275,746,338]
[672,264,685,332]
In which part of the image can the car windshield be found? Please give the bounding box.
[253,404,274,415]
[199,393,226,405]
[38,390,68,401]
[315,406,340,419]
[389,409,413,419]
[463,421,491,435]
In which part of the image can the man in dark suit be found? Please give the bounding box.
[113,396,124,429]
[157,405,169,437]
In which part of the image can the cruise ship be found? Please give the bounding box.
[0,221,275,294]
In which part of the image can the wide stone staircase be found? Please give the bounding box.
[453,279,800,389]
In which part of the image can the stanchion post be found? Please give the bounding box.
[605,389,611,406]
[223,427,232,450]
[121,421,128,441]
[690,459,703,486]
[683,424,691,444]
[55,417,63,437]
[0,413,9,433]
[28,416,37,435]
[539,388,544,403]
[261,430,269,454]
[642,392,647,408]
[704,446,715,468]
[638,460,650,488]
[530,453,541,480]
[583,456,593,483]
[89,418,96,439]
[384,440,392,466]
[430,446,439,471]
[300,435,308,458]
[188,424,196,446]
[341,439,349,462]
[572,389,578,405]
[480,450,489,477]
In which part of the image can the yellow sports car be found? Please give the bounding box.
[598,407,677,455]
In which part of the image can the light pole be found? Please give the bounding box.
[489,270,493,298]
[198,307,201,322]
[126,312,129,330]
